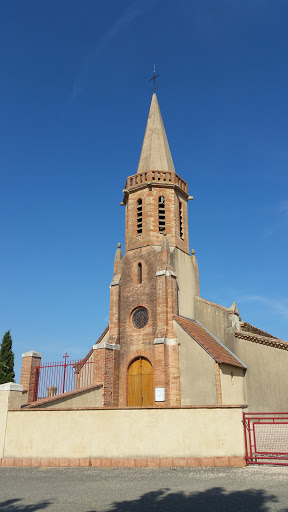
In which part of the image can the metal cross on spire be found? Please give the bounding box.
[149,65,160,93]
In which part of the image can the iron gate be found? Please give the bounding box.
[33,353,94,402]
[243,412,288,465]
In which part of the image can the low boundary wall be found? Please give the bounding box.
[0,386,246,467]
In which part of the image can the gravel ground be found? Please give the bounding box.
[0,466,288,512]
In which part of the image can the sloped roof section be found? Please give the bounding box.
[174,315,246,368]
[240,322,277,339]
[81,326,109,363]
[137,93,175,174]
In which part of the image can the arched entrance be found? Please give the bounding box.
[127,357,154,406]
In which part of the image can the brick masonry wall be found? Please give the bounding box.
[125,184,189,254]
[0,456,246,467]
[103,173,192,408]
[108,244,181,407]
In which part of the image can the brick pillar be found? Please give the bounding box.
[93,343,120,407]
[20,351,42,403]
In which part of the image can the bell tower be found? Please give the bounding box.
[96,93,200,407]
[123,93,190,254]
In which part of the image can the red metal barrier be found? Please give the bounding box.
[33,353,94,402]
[243,412,288,465]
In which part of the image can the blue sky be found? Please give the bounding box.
[1,0,288,381]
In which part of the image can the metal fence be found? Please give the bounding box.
[243,412,288,465]
[33,353,94,402]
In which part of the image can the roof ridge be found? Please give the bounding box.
[195,297,233,313]
[81,325,109,363]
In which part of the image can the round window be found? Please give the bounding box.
[132,308,149,329]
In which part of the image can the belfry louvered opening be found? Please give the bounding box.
[158,196,165,232]
[137,199,142,234]
[179,201,184,239]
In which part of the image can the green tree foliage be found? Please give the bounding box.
[0,330,15,384]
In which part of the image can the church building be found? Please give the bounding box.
[21,93,288,413]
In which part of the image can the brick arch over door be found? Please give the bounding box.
[127,357,154,406]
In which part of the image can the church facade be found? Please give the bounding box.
[21,93,288,413]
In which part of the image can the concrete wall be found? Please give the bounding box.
[29,385,103,409]
[174,320,217,405]
[0,384,26,458]
[2,406,245,459]
[195,298,230,346]
[220,364,247,406]
[0,389,9,459]
[171,248,199,319]
[233,337,288,412]
[194,297,288,412]
[194,298,240,352]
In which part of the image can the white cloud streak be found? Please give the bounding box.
[239,294,288,320]
[262,200,288,239]
[70,0,156,101]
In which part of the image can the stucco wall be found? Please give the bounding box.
[233,338,288,412]
[29,385,103,409]
[195,298,233,347]
[220,364,247,405]
[0,392,8,458]
[174,320,217,405]
[171,248,198,319]
[0,388,26,458]
[3,407,245,459]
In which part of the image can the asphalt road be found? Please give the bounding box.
[0,466,287,512]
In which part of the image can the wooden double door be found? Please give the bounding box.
[128,357,154,406]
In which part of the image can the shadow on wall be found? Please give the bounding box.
[88,488,287,512]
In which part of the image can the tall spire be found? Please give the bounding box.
[137,93,175,174]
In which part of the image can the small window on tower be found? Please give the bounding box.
[137,199,142,234]
[138,263,142,284]
[179,201,184,239]
[158,196,165,232]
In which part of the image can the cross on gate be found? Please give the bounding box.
[62,352,69,393]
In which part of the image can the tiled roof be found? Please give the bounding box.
[239,322,276,339]
[235,330,288,351]
[174,315,245,368]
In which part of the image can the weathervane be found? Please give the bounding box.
[149,65,160,92]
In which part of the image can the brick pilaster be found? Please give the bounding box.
[214,362,223,405]
[165,344,181,406]
[109,281,120,344]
